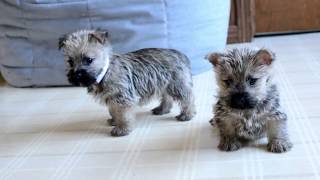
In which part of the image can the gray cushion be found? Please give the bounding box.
[0,0,230,87]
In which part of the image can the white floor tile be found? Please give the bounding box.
[1,33,320,179]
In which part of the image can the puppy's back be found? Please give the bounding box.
[128,48,190,69]
[110,48,192,100]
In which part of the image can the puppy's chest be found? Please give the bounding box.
[232,112,267,139]
[88,85,117,103]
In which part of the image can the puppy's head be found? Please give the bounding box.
[58,29,111,87]
[206,48,275,109]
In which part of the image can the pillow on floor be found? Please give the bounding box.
[0,0,230,87]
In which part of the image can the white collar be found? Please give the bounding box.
[95,58,109,84]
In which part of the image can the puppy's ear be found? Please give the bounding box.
[58,35,67,50]
[205,52,222,67]
[255,49,275,66]
[89,30,109,44]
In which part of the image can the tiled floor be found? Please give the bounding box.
[1,33,320,180]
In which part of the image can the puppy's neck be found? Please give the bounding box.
[95,56,110,84]
[89,55,113,93]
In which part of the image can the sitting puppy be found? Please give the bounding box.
[206,48,292,153]
[59,29,196,136]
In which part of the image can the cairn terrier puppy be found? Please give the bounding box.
[58,29,196,136]
[206,48,292,153]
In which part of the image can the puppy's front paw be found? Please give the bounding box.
[218,137,242,152]
[176,113,194,121]
[111,126,130,137]
[268,139,292,153]
[152,106,170,115]
[107,118,116,126]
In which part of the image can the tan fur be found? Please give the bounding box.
[59,30,196,137]
[207,48,292,153]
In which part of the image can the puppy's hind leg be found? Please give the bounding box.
[168,83,196,121]
[152,93,173,115]
[176,91,196,121]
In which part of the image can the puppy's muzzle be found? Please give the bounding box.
[67,69,96,87]
[229,92,256,109]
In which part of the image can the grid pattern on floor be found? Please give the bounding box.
[1,33,320,180]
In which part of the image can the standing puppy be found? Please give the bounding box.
[206,48,292,153]
[59,29,196,136]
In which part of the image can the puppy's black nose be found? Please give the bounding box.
[67,70,80,86]
[73,69,96,86]
[75,69,86,79]
[230,92,255,109]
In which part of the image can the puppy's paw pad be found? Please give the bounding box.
[218,140,242,152]
[152,107,170,115]
[268,139,293,153]
[175,113,193,121]
[110,127,130,137]
[107,118,116,126]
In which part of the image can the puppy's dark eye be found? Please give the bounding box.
[223,79,233,86]
[67,59,74,67]
[83,57,94,64]
[247,77,258,86]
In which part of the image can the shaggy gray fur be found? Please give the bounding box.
[59,30,196,136]
[206,48,292,153]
